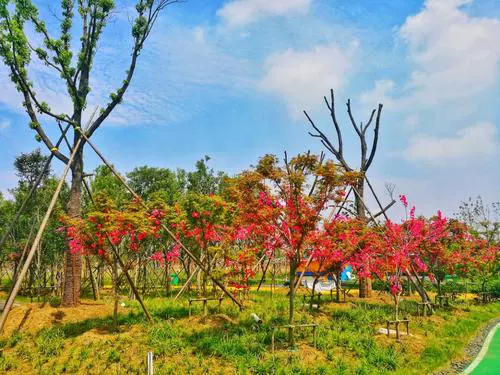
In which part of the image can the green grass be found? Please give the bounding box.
[0,291,498,374]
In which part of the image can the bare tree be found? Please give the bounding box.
[456,196,499,244]
[304,89,383,298]
[0,0,179,306]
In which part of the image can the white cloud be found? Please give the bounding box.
[360,79,396,109]
[403,121,497,164]
[259,43,357,119]
[0,171,16,198]
[404,114,419,130]
[401,0,500,104]
[362,0,500,111]
[217,0,311,27]
[0,119,10,132]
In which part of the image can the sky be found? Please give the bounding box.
[0,0,499,219]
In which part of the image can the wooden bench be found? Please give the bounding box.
[434,294,450,307]
[386,319,409,339]
[188,297,224,317]
[416,301,433,316]
[303,293,322,309]
[271,323,318,352]
[476,292,493,304]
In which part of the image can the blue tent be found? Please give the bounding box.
[341,265,354,281]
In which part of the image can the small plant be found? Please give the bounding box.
[36,327,65,357]
[107,349,121,363]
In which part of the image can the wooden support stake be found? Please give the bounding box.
[0,124,72,252]
[75,128,244,309]
[352,187,378,224]
[293,254,314,295]
[0,135,83,333]
[364,176,391,221]
[84,178,152,323]
[256,256,272,292]
[312,325,317,348]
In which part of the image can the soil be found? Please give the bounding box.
[2,299,118,336]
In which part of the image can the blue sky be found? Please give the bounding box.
[0,0,499,218]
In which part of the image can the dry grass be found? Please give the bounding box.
[2,300,119,336]
[0,290,497,374]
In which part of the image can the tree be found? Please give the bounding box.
[14,148,50,187]
[61,194,162,327]
[230,153,355,346]
[89,165,128,207]
[305,90,383,298]
[466,240,499,297]
[3,154,69,295]
[310,217,365,302]
[0,0,178,306]
[176,192,235,295]
[418,218,467,298]
[127,166,182,204]
[456,196,499,244]
[187,156,228,195]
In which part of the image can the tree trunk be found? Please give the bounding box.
[130,260,140,300]
[359,277,372,298]
[288,263,297,347]
[356,178,372,298]
[112,255,119,331]
[187,258,192,293]
[86,255,99,301]
[165,262,171,296]
[336,270,341,302]
[405,270,433,314]
[62,146,83,307]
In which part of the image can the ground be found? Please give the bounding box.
[0,288,498,374]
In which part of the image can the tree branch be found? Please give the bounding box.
[362,109,376,134]
[2,14,75,125]
[365,104,383,170]
[324,89,343,156]
[87,0,179,137]
[346,99,362,138]
[304,110,351,171]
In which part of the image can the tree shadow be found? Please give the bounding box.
[51,310,65,324]
[16,307,32,332]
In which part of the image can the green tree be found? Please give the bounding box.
[88,165,128,208]
[456,196,499,244]
[187,156,228,195]
[127,166,182,204]
[0,0,177,306]
[14,148,50,187]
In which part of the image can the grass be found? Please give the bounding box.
[0,289,498,374]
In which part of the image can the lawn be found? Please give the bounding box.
[0,288,498,374]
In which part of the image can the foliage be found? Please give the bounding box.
[227,152,357,343]
[456,196,499,244]
[13,148,50,186]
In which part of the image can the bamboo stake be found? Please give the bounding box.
[257,257,272,292]
[74,128,244,309]
[352,187,378,225]
[83,181,153,323]
[174,261,202,301]
[327,187,352,221]
[174,254,220,301]
[365,176,391,221]
[293,254,314,295]
[0,124,72,251]
[0,135,82,333]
